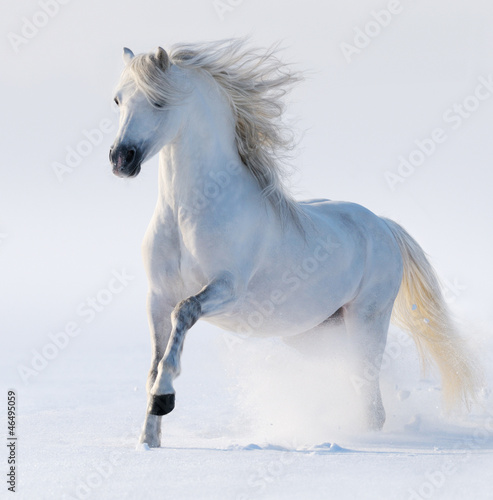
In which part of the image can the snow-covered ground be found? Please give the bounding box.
[3,318,493,500]
[2,0,493,499]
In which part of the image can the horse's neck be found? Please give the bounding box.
[157,76,256,216]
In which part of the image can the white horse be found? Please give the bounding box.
[109,40,480,448]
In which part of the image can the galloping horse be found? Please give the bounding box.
[109,40,479,448]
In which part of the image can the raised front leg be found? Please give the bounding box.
[139,293,174,448]
[140,275,236,447]
[148,275,236,432]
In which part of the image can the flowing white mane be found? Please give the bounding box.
[121,39,303,227]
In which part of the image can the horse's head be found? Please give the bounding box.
[109,47,183,178]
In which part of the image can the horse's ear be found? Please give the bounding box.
[154,47,169,71]
[123,47,135,65]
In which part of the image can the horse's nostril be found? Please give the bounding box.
[126,148,136,163]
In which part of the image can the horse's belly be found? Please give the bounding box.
[202,303,325,337]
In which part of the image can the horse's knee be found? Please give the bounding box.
[171,297,201,329]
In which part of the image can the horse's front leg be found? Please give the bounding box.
[139,292,174,448]
[148,275,236,435]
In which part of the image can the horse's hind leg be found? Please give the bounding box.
[343,303,393,431]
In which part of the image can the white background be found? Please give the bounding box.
[1,1,493,499]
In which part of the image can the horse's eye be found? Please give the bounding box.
[114,97,119,106]
[153,102,163,109]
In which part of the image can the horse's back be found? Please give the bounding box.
[299,198,398,242]
[298,198,389,239]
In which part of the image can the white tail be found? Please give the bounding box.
[383,218,482,410]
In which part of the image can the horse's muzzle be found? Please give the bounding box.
[109,145,142,178]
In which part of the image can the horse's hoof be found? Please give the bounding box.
[137,437,160,449]
[149,394,175,416]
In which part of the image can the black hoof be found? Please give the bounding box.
[149,394,175,416]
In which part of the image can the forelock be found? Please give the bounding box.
[119,52,182,108]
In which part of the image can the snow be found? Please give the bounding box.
[2,0,493,498]
[3,319,492,499]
